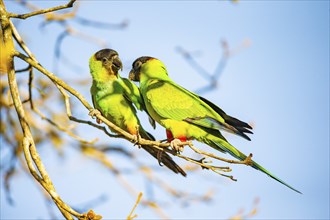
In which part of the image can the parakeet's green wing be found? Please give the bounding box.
[122,78,156,129]
[91,84,98,109]
[121,78,144,111]
[145,80,244,134]
[146,80,216,120]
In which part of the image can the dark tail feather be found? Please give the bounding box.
[145,131,156,141]
[199,96,253,140]
[224,114,252,130]
[235,129,252,141]
[141,131,187,176]
[237,127,253,134]
[142,145,187,176]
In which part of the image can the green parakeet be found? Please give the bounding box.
[129,56,301,193]
[89,49,186,176]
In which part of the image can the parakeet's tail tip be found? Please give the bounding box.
[253,161,302,194]
[281,182,303,194]
[283,182,302,194]
[283,183,302,194]
[205,139,301,193]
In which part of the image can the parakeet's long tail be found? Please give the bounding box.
[140,130,187,177]
[209,137,301,194]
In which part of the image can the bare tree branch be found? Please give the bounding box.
[127,192,143,220]
[8,0,76,20]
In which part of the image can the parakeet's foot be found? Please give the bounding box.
[89,109,101,118]
[131,134,141,148]
[244,153,253,166]
[89,109,103,124]
[170,138,184,152]
[131,134,137,142]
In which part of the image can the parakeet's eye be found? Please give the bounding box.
[133,60,142,71]
[102,58,107,63]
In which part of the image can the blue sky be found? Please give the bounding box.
[1,1,329,219]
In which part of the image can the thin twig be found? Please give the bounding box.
[15,64,31,73]
[27,66,34,109]
[127,192,143,220]
[74,15,128,29]
[188,144,253,166]
[10,20,37,61]
[174,153,237,181]
[9,0,76,20]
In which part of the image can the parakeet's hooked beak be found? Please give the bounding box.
[129,56,154,82]
[112,57,123,72]
[129,69,139,82]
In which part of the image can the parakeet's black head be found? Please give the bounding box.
[129,56,156,82]
[89,49,123,82]
[94,49,123,74]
